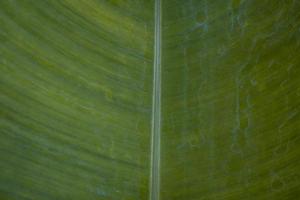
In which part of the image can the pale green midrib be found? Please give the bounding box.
[149,0,161,200]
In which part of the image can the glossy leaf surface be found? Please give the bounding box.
[1,0,300,200]
[161,1,300,199]
[0,1,154,199]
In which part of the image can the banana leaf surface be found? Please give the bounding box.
[0,0,299,200]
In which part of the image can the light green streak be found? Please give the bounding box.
[149,0,162,199]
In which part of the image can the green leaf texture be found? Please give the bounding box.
[1,0,300,199]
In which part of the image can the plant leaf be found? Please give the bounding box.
[1,0,300,200]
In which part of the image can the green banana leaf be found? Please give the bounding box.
[0,0,299,200]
